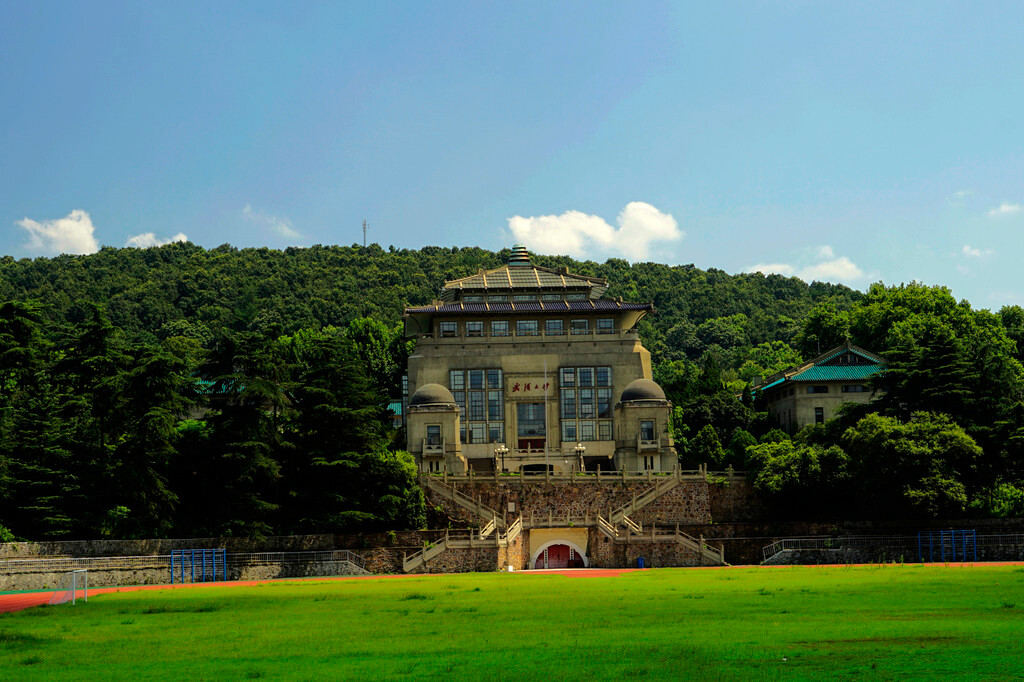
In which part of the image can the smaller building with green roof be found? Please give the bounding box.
[753,342,886,432]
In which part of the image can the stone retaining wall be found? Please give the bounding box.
[426,479,713,527]
[0,559,368,592]
[0,535,334,560]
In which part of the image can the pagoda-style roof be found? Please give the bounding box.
[439,244,608,301]
[403,244,654,337]
[753,342,886,393]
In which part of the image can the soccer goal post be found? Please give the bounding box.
[49,569,88,606]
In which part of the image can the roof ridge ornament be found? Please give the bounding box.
[509,244,531,266]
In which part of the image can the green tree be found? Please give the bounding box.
[691,424,726,467]
[842,412,981,518]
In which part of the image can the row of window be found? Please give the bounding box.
[778,383,870,397]
[560,388,613,419]
[561,366,612,387]
[438,318,615,337]
[808,385,870,394]
[460,293,590,303]
[431,419,656,446]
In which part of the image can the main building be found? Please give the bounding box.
[403,245,676,475]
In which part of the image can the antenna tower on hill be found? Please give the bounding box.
[362,219,368,247]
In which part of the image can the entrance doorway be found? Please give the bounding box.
[517,402,545,450]
[534,544,587,569]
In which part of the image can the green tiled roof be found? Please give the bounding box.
[790,364,882,382]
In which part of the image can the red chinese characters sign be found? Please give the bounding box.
[507,378,551,395]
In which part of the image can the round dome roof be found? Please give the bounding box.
[409,383,456,407]
[620,379,667,402]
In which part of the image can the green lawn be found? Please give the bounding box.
[2,565,1024,680]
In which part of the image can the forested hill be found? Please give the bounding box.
[0,242,860,363]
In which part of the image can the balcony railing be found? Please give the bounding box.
[418,328,637,341]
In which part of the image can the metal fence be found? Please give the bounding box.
[762,533,1024,564]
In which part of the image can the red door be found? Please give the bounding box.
[534,544,583,569]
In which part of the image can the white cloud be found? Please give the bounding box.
[242,204,301,238]
[962,244,993,258]
[745,245,865,286]
[957,264,971,275]
[745,262,796,277]
[126,232,188,248]
[988,202,1020,217]
[507,201,682,261]
[947,189,973,206]
[17,209,100,255]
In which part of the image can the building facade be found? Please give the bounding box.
[754,342,886,433]
[403,245,676,474]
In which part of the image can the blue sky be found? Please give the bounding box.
[2,1,1023,308]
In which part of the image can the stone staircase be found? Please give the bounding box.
[595,515,726,565]
[422,477,506,531]
[402,517,523,573]
[608,474,683,525]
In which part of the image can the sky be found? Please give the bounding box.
[2,1,1023,308]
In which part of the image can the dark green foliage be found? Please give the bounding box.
[2,244,1024,532]
[842,412,981,518]
[690,425,726,467]
[745,440,852,517]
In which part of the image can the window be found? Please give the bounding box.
[815,407,825,424]
[561,389,576,419]
[428,460,441,472]
[488,391,503,420]
[426,425,441,446]
[513,294,535,302]
[448,369,504,447]
[541,294,562,302]
[469,391,485,420]
[489,295,508,302]
[597,388,612,418]
[439,321,457,337]
[488,423,504,443]
[560,367,614,441]
[571,319,590,335]
[596,318,614,334]
[807,385,829,394]
[545,319,565,336]
[842,385,868,393]
[491,320,509,337]
[566,293,587,301]
[463,295,484,303]
[640,420,655,441]
[516,320,539,336]
[466,321,484,337]
[643,456,655,471]
[579,388,595,418]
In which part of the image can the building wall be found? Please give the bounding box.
[408,325,673,471]
[766,380,875,431]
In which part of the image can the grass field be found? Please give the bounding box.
[2,565,1024,680]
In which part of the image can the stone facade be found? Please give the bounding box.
[404,246,677,475]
